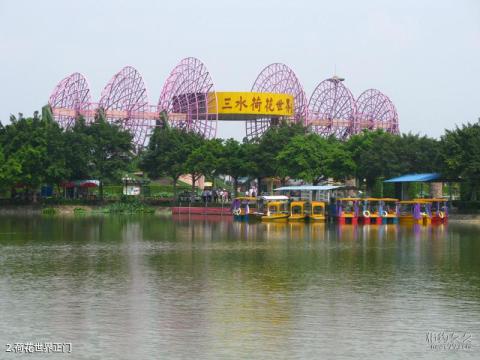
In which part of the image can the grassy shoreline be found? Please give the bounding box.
[0,204,173,216]
[0,204,479,223]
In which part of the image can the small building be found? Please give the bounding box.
[62,180,100,199]
[384,173,451,200]
[203,181,213,190]
[274,185,347,202]
[122,174,149,196]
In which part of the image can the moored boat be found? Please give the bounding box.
[254,195,290,222]
[231,196,256,221]
[309,201,326,222]
[379,198,399,224]
[415,198,448,224]
[399,200,432,225]
[358,198,383,225]
[333,198,360,225]
[357,198,399,225]
[289,201,308,221]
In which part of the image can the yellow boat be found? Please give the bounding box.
[309,201,326,221]
[414,198,448,224]
[399,200,432,225]
[289,201,308,221]
[357,198,399,225]
[254,195,290,222]
[358,198,383,225]
[231,196,256,221]
[379,198,399,224]
[334,198,360,225]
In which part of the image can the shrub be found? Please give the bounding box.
[451,200,480,214]
[42,207,57,215]
[102,198,155,214]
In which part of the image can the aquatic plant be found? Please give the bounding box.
[73,207,87,215]
[42,207,57,215]
[102,199,155,214]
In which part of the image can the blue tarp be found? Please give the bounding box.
[384,173,441,183]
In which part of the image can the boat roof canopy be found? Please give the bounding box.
[274,185,343,191]
[384,173,441,183]
[361,197,399,202]
[399,200,432,204]
[234,196,256,201]
[268,201,288,206]
[259,195,289,201]
[414,198,448,202]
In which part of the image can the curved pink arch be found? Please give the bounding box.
[246,63,307,139]
[308,77,356,139]
[48,62,401,147]
[158,57,217,139]
[355,89,399,134]
[49,72,92,129]
[99,66,154,149]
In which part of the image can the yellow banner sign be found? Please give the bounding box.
[209,92,294,117]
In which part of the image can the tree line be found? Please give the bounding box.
[140,118,480,200]
[0,107,133,201]
[1,106,479,202]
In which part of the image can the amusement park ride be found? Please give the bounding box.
[48,57,399,150]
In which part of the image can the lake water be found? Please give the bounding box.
[0,215,479,359]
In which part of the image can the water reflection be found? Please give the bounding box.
[0,215,479,359]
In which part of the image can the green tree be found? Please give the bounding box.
[346,130,401,192]
[0,110,68,201]
[254,120,306,185]
[0,143,21,192]
[185,138,223,190]
[276,133,354,184]
[217,139,256,197]
[41,109,70,189]
[241,140,261,184]
[324,137,356,180]
[182,132,207,191]
[85,110,133,199]
[440,121,480,200]
[63,116,94,180]
[140,121,191,197]
[395,133,441,173]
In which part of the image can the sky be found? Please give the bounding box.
[0,0,479,140]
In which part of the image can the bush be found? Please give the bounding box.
[40,197,103,206]
[101,198,155,214]
[42,207,57,215]
[451,200,480,214]
[371,179,383,197]
[148,184,189,197]
[382,182,396,198]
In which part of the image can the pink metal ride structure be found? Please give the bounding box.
[246,63,308,140]
[307,76,357,139]
[49,58,400,147]
[50,67,156,150]
[48,72,92,129]
[355,89,399,135]
[49,58,217,151]
[99,66,153,149]
[158,57,217,139]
